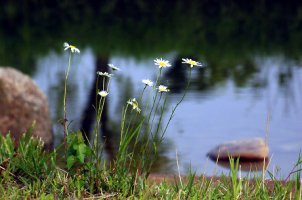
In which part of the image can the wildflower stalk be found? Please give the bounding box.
[146,69,162,137]
[139,84,148,102]
[131,69,163,175]
[63,51,72,151]
[154,94,168,141]
[94,96,105,157]
[120,106,127,143]
[94,75,111,159]
[154,68,162,88]
[126,113,143,170]
[118,105,135,168]
[162,68,192,135]
[62,42,80,153]
[120,100,141,156]
[150,93,163,137]
[144,94,168,176]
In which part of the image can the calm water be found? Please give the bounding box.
[33,48,302,178]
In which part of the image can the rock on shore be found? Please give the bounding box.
[0,67,53,149]
[207,138,269,161]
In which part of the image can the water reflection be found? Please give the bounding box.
[1,1,302,178]
[33,50,302,176]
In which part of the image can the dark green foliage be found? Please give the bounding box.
[66,131,91,170]
[2,1,302,74]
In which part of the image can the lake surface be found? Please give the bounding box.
[33,49,302,178]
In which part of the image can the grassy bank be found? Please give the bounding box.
[0,131,301,199]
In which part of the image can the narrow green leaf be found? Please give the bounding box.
[77,143,87,163]
[67,155,76,169]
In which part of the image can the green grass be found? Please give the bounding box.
[0,132,301,199]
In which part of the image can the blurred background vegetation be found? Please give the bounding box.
[1,0,302,75]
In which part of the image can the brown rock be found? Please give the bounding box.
[213,159,269,171]
[0,67,53,149]
[207,138,269,161]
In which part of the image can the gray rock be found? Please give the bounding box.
[0,67,53,149]
[207,138,269,161]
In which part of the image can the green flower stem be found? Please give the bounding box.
[63,51,72,151]
[139,85,154,140]
[162,68,192,136]
[143,86,153,113]
[120,105,129,143]
[146,69,162,136]
[136,68,164,175]
[139,86,147,103]
[95,75,100,116]
[150,92,163,137]
[124,106,140,145]
[144,94,168,177]
[94,97,105,156]
[154,68,162,87]
[94,77,111,158]
[130,114,146,166]
[124,111,135,144]
[118,105,130,165]
[154,93,168,141]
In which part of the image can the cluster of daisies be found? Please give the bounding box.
[64,42,203,113]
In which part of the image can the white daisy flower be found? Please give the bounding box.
[154,58,171,68]
[127,98,141,113]
[158,85,170,93]
[64,42,80,53]
[142,79,154,87]
[98,90,108,97]
[182,58,202,68]
[97,71,113,78]
[108,63,120,71]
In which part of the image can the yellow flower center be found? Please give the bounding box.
[159,61,166,67]
[189,60,197,65]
